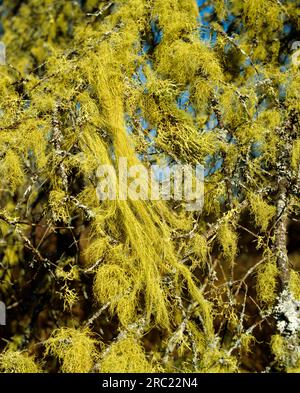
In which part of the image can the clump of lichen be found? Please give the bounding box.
[270,334,286,366]
[94,264,133,304]
[248,193,276,232]
[1,0,300,375]
[291,139,300,170]
[48,190,70,223]
[200,347,238,373]
[100,337,154,373]
[44,328,98,373]
[0,350,40,373]
[256,259,278,306]
[289,270,300,301]
[191,234,209,269]
[240,334,256,355]
[218,221,238,262]
[271,333,300,372]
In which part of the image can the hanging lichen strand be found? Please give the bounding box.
[0,0,300,373]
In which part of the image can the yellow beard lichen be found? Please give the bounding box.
[94,264,136,324]
[0,150,25,194]
[1,0,299,374]
[191,233,209,270]
[0,350,40,373]
[240,333,256,355]
[48,189,70,223]
[100,336,154,373]
[200,347,238,373]
[270,334,286,364]
[218,221,238,262]
[289,269,300,301]
[256,259,278,305]
[44,328,98,373]
[291,139,300,171]
[248,193,276,232]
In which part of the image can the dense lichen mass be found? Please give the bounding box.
[0,0,300,373]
